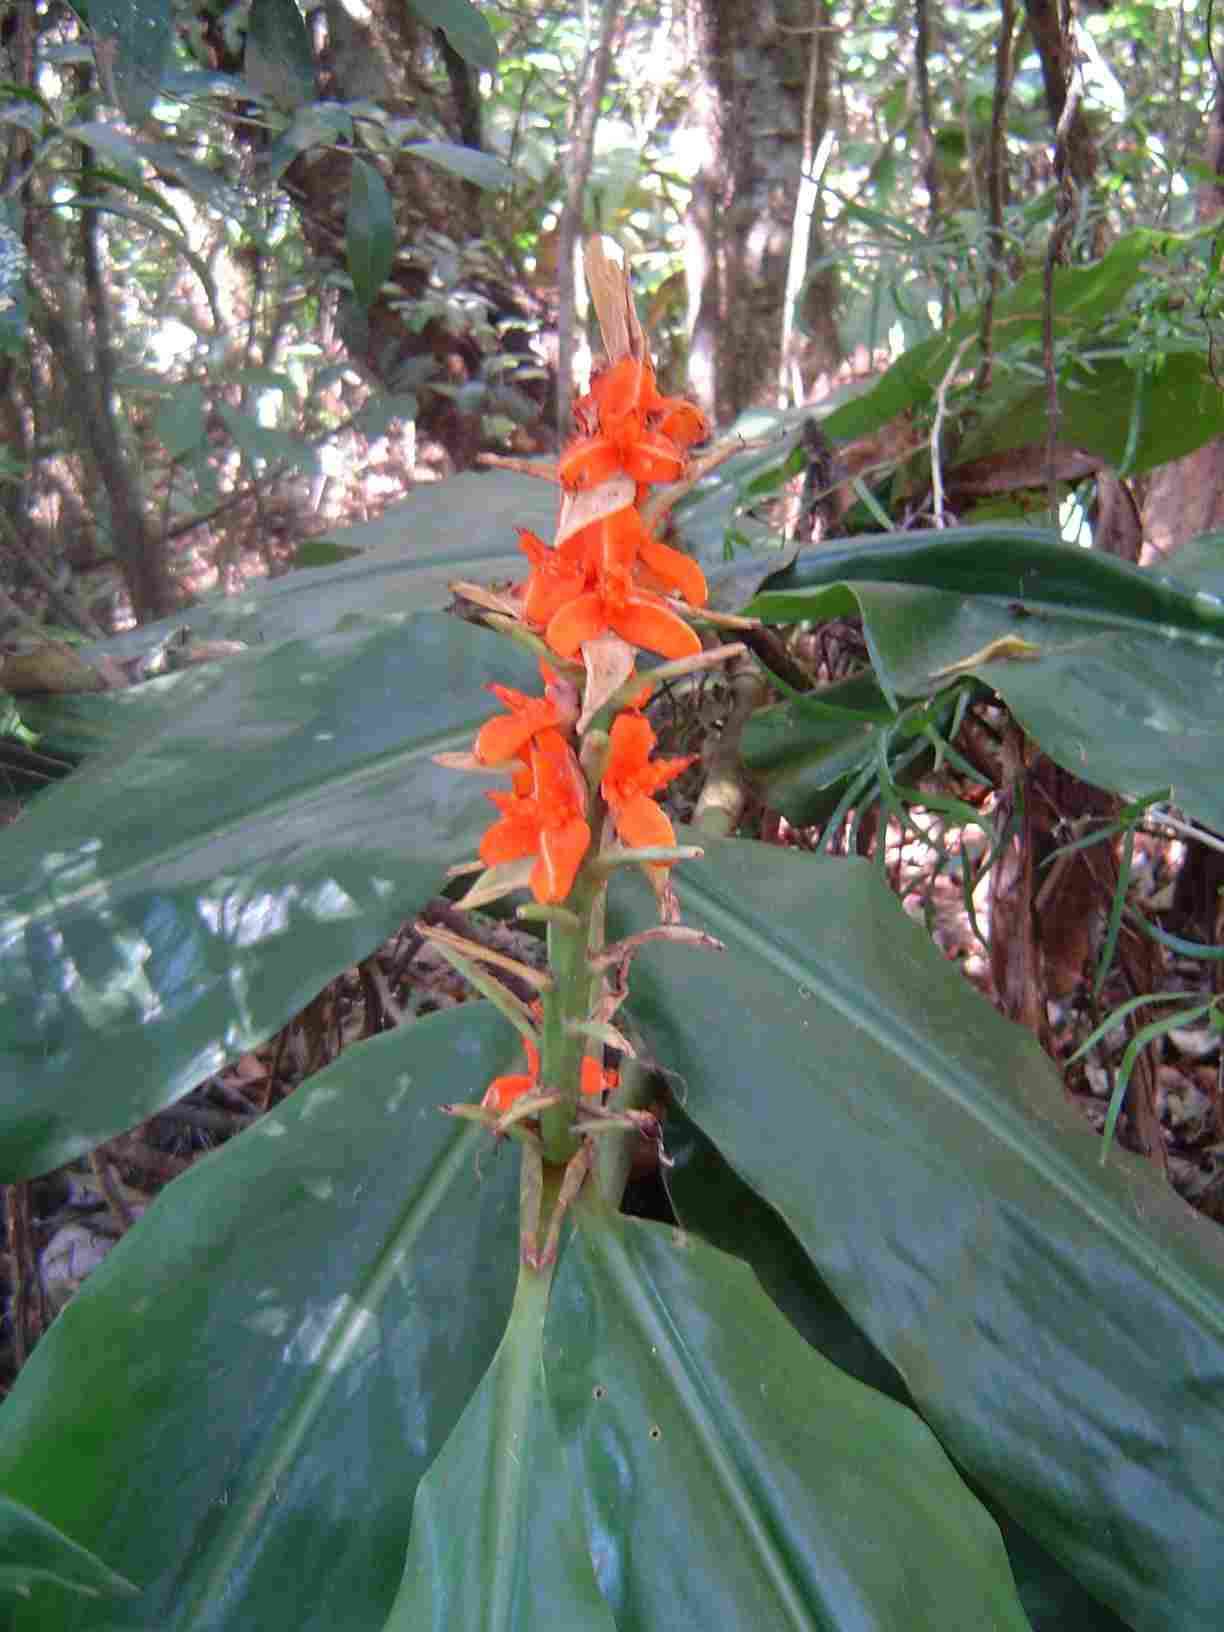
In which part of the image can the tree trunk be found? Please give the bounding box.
[685,0,834,424]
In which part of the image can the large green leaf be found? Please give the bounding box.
[0,612,535,1178]
[611,841,1224,1629]
[545,1204,1032,1629]
[747,526,1224,831]
[388,1263,616,1631]
[954,349,1224,475]
[666,1115,1133,1632]
[0,1495,136,1605]
[0,1005,521,1630]
[64,470,553,662]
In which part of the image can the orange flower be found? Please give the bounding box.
[518,529,587,625]
[601,712,695,852]
[558,436,625,493]
[559,357,708,492]
[482,1034,618,1113]
[546,570,701,662]
[480,729,591,903]
[541,509,704,661]
[474,684,563,765]
[473,660,579,766]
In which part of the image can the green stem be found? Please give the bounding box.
[538,865,604,1164]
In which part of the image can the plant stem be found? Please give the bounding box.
[538,866,603,1163]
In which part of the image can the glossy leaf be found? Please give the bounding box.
[348,158,396,309]
[404,141,512,192]
[404,0,498,71]
[0,1006,522,1630]
[89,0,172,124]
[388,1263,616,1631]
[665,1115,1133,1632]
[0,613,537,1178]
[747,526,1224,831]
[69,469,552,656]
[545,1204,1032,1629]
[0,1495,136,1604]
[610,840,1224,1629]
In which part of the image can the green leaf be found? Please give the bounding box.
[955,349,1224,475]
[545,1205,1032,1629]
[747,525,1224,832]
[610,842,1224,1629]
[80,470,549,656]
[0,1006,521,1629]
[404,140,512,191]
[0,612,537,1178]
[89,0,172,124]
[739,671,903,825]
[216,403,319,473]
[404,0,498,72]
[818,229,1165,445]
[152,383,206,459]
[347,157,396,310]
[0,1494,137,1603]
[244,0,316,111]
[388,1262,617,1631]
[665,1115,1133,1632]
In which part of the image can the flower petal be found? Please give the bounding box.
[623,430,686,486]
[636,534,707,606]
[482,1073,535,1113]
[473,687,562,765]
[603,711,657,786]
[610,596,701,660]
[531,730,589,815]
[480,806,541,865]
[580,1056,617,1097]
[532,816,592,903]
[559,436,623,492]
[651,399,708,449]
[591,357,656,421]
[612,791,676,851]
[546,592,609,659]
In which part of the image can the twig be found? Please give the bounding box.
[930,334,976,528]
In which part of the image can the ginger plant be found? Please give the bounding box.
[428,239,742,1263]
